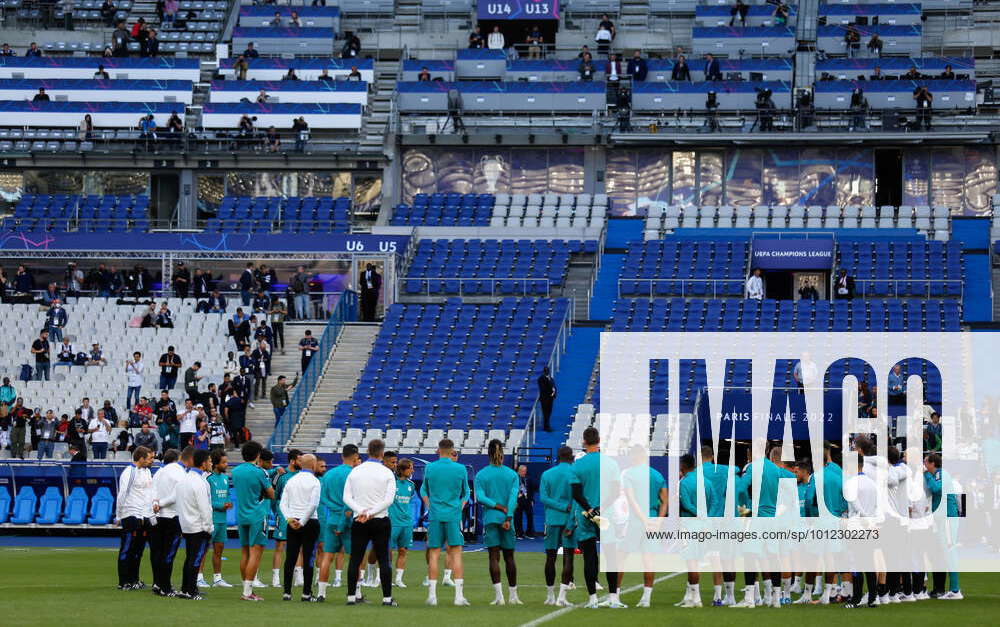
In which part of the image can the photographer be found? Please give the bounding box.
[705,91,720,132]
[796,89,814,130]
[578,52,595,81]
[844,25,861,58]
[913,85,933,130]
[236,114,258,150]
[754,88,775,132]
[730,0,748,26]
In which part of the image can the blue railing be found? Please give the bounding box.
[268,289,358,451]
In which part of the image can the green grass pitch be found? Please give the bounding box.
[2,546,998,626]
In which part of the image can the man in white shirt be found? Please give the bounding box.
[126,351,144,410]
[745,267,764,300]
[343,439,397,606]
[845,454,878,607]
[88,408,113,459]
[279,453,321,601]
[149,447,191,596]
[177,399,197,449]
[177,449,214,599]
[885,446,914,601]
[116,446,156,589]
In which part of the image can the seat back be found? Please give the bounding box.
[63,486,89,525]
[11,486,38,524]
[0,486,11,523]
[36,486,64,524]
[87,486,114,525]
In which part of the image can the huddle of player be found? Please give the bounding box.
[669,437,964,609]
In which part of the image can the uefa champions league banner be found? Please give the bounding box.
[477,0,559,20]
[596,331,1000,573]
[751,238,834,270]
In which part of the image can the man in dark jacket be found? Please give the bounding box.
[359,263,382,322]
[537,366,556,432]
[239,263,255,306]
[627,49,648,82]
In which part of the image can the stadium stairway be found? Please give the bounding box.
[589,253,624,321]
[244,322,324,445]
[285,322,381,451]
[532,325,602,453]
[993,267,1000,321]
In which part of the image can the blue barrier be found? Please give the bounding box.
[232,26,333,39]
[268,290,359,452]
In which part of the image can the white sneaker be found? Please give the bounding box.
[567,582,577,590]
[817,596,830,605]
[900,594,917,602]
[252,579,267,588]
[544,597,556,606]
[583,598,599,609]
[213,578,233,588]
[879,594,890,605]
[454,597,471,606]
[442,578,455,587]
[942,591,964,600]
[870,596,882,606]
[271,574,281,588]
[595,582,604,591]
[293,574,304,587]
[426,597,437,606]
[770,596,781,608]
[722,596,736,606]
[508,596,524,606]
[490,597,506,606]
[673,595,690,607]
[395,580,407,588]
[332,579,342,588]
[422,577,430,587]
[790,581,802,594]
[556,598,573,607]
[636,599,650,608]
[916,591,930,600]
[680,598,702,608]
[793,594,812,604]
[732,597,756,608]
[196,577,210,588]
[606,599,628,609]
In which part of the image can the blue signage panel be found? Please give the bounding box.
[751,238,834,270]
[477,0,559,20]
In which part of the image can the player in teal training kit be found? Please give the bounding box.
[231,441,274,601]
[270,449,300,587]
[317,443,360,600]
[539,445,577,607]
[622,444,667,608]
[421,438,470,606]
[474,439,521,606]
[699,444,738,606]
[569,426,624,609]
[389,458,416,587]
[203,449,233,588]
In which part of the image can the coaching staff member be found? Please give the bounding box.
[343,439,398,606]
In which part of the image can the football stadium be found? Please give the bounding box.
[1,0,1000,625]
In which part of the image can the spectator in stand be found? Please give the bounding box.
[940,64,955,79]
[239,262,256,306]
[101,399,119,427]
[269,298,287,355]
[834,268,855,299]
[904,66,920,80]
[55,337,75,367]
[265,126,281,153]
[37,410,58,459]
[139,114,157,143]
[291,266,311,319]
[292,116,309,152]
[254,318,274,348]
[79,114,95,141]
[347,66,362,81]
[242,42,259,58]
[578,53,595,81]
[318,68,333,82]
[577,44,592,59]
[914,85,933,130]
[844,25,861,58]
[142,29,160,58]
[159,419,180,451]
[155,302,174,328]
[488,25,505,50]
[526,24,543,59]
[131,17,146,38]
[595,24,612,57]
[233,55,249,81]
[269,375,297,424]
[46,299,68,343]
[172,262,190,299]
[627,49,648,82]
[869,66,883,81]
[704,53,723,81]
[32,329,51,381]
[33,88,50,102]
[0,377,15,408]
[194,419,210,450]
[9,400,30,459]
[745,267,764,300]
[28,407,42,452]
[86,343,107,366]
[89,409,113,459]
[271,11,283,27]
[197,289,227,314]
[41,282,60,305]
[417,67,432,82]
[132,396,154,427]
[133,422,161,454]
[177,398,197,448]
[605,53,622,82]
[163,0,177,25]
[238,345,258,404]
[469,26,484,48]
[0,43,12,56]
[672,54,691,81]
[100,0,116,26]
[867,33,883,58]
[342,31,361,59]
[730,0,748,26]
[223,388,246,447]
[289,10,301,27]
[252,339,271,399]
[25,42,42,57]
[126,351,144,409]
[208,411,227,451]
[773,3,789,26]
[13,264,33,295]
[185,362,203,403]
[257,89,269,104]
[103,46,114,57]
[193,268,210,300]
[93,65,110,79]
[299,329,318,373]
[155,390,177,425]
[158,346,182,390]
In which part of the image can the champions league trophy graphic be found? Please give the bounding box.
[480,154,505,193]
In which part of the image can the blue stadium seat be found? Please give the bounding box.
[62,487,89,525]
[87,486,114,525]
[36,486,63,524]
[0,486,10,523]
[10,486,38,524]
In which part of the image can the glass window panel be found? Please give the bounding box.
[698,151,724,206]
[725,149,763,206]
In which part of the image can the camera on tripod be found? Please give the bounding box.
[706,90,718,110]
[753,87,775,131]
[755,87,774,109]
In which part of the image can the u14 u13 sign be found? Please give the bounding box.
[477,0,559,20]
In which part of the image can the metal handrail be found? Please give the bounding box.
[403,276,551,298]
[618,277,745,298]
[268,289,358,452]
[525,294,573,447]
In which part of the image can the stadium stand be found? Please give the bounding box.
[2,194,149,233]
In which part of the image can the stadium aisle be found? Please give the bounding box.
[534,326,601,452]
[589,253,624,321]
